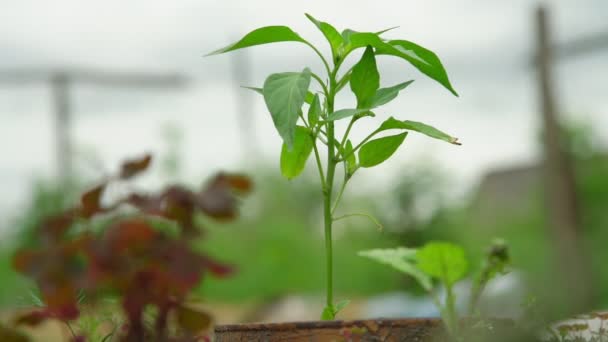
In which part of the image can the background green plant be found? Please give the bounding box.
[207,13,460,320]
[359,240,510,341]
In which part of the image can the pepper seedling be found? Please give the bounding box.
[207,14,460,320]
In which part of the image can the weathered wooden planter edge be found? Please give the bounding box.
[214,317,442,333]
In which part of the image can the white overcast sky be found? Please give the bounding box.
[0,0,607,231]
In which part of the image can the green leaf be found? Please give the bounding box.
[334,299,351,315]
[320,300,350,321]
[321,305,334,320]
[326,108,370,121]
[376,26,400,35]
[242,86,315,105]
[376,40,458,96]
[416,241,468,287]
[176,305,212,333]
[344,140,357,174]
[377,117,460,145]
[370,80,414,108]
[340,30,385,56]
[358,132,407,168]
[305,14,344,63]
[359,248,432,291]
[263,68,312,148]
[307,94,321,127]
[280,126,314,179]
[206,26,306,55]
[242,86,263,95]
[350,46,380,108]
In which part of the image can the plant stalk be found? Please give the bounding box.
[323,75,337,310]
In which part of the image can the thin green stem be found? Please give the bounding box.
[332,212,383,231]
[331,168,349,214]
[339,129,381,162]
[310,72,329,97]
[322,70,339,312]
[339,117,357,154]
[298,111,309,128]
[312,141,326,191]
[304,42,331,77]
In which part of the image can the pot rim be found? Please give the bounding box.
[214,317,442,332]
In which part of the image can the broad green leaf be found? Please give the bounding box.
[350,46,380,108]
[340,30,386,56]
[280,126,314,179]
[344,140,357,174]
[307,94,321,127]
[263,68,311,148]
[337,31,458,96]
[321,305,334,320]
[376,40,458,96]
[370,80,414,108]
[358,132,407,168]
[206,26,306,55]
[326,108,370,121]
[377,117,460,145]
[305,14,344,63]
[359,248,432,291]
[242,86,315,105]
[416,241,468,287]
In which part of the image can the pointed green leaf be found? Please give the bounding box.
[263,68,311,148]
[359,248,432,291]
[376,40,458,96]
[280,126,314,179]
[326,108,370,121]
[334,299,350,315]
[242,86,263,95]
[337,31,458,96]
[307,94,321,127]
[370,80,414,108]
[417,242,468,287]
[242,86,315,105]
[378,117,460,145]
[305,14,344,63]
[358,132,407,168]
[376,26,400,35]
[350,46,380,108]
[206,26,306,55]
[344,140,357,174]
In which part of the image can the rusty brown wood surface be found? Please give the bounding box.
[214,318,443,342]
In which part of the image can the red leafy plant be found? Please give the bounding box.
[11,154,251,342]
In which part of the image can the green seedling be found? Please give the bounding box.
[359,240,510,340]
[208,14,460,320]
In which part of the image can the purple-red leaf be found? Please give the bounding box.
[120,154,152,180]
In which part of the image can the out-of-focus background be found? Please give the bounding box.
[0,0,607,331]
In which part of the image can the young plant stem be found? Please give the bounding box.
[333,212,383,231]
[322,72,338,311]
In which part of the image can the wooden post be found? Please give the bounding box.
[0,69,185,186]
[51,72,72,184]
[535,6,592,311]
[230,49,258,162]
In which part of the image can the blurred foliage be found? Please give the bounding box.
[1,118,606,322]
